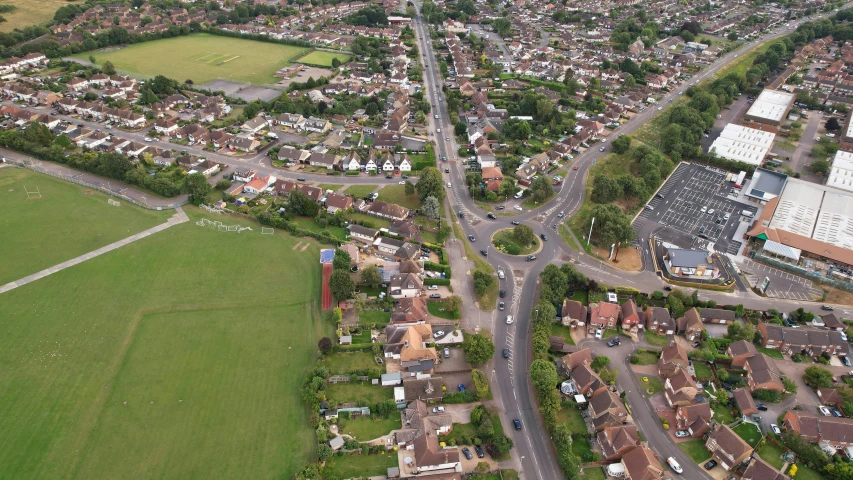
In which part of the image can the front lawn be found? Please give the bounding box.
[583,468,606,480]
[318,184,343,192]
[679,439,711,463]
[344,185,378,199]
[557,407,587,434]
[322,452,398,479]
[637,375,663,394]
[549,324,576,345]
[439,422,478,444]
[325,382,394,406]
[757,442,786,470]
[428,300,461,319]
[759,347,784,359]
[712,403,736,424]
[693,363,714,380]
[339,416,400,441]
[733,422,762,447]
[632,351,660,366]
[644,331,670,347]
[376,184,422,210]
[567,289,589,305]
[323,352,379,374]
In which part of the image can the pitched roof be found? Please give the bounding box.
[733,387,758,414]
[728,340,758,357]
[621,446,662,480]
[707,424,753,463]
[742,457,789,480]
[746,354,782,387]
[561,348,593,371]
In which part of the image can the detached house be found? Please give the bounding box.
[726,340,758,368]
[676,307,704,340]
[645,307,675,335]
[561,299,588,328]
[597,424,640,461]
[745,354,784,393]
[657,342,689,378]
[588,302,620,334]
[663,367,698,407]
[704,424,753,471]
[621,446,663,480]
[733,388,758,417]
[620,299,641,330]
[384,324,436,373]
[675,403,713,438]
[348,224,378,243]
[388,273,423,299]
[589,389,628,431]
[742,457,789,480]
[559,348,593,376]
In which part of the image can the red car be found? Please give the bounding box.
[573,165,578,170]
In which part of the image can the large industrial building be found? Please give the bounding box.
[708,123,776,166]
[742,89,795,132]
[839,115,853,152]
[743,168,787,204]
[747,178,853,267]
[828,150,853,194]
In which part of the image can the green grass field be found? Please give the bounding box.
[0,168,170,285]
[78,33,309,85]
[343,185,378,199]
[644,332,670,347]
[638,375,663,394]
[297,51,351,67]
[323,351,379,374]
[0,205,324,480]
[757,442,786,469]
[322,452,398,479]
[0,0,82,32]
[632,350,660,366]
[557,407,586,433]
[376,184,422,210]
[339,416,399,441]
[679,439,711,463]
[733,423,762,447]
[325,382,394,406]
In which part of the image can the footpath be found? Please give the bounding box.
[0,208,189,295]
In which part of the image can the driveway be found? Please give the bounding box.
[442,403,475,424]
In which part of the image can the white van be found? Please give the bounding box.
[742,210,754,218]
[514,191,523,199]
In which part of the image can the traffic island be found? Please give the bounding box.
[489,228,543,256]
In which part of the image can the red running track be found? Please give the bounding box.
[321,263,333,310]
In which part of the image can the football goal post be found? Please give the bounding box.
[261,228,274,235]
[24,186,41,199]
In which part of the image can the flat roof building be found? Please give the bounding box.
[840,115,853,152]
[743,89,795,130]
[744,168,788,204]
[828,150,853,193]
[709,123,776,166]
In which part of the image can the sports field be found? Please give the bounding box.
[297,50,351,67]
[0,168,170,285]
[77,33,310,85]
[0,0,82,32]
[0,206,324,480]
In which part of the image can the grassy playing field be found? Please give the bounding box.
[0,0,82,32]
[297,50,351,67]
[0,205,325,480]
[77,33,309,85]
[0,168,170,285]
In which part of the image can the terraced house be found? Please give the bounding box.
[757,323,847,357]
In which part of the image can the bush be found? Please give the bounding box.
[629,355,639,364]
[505,243,521,255]
[424,278,451,286]
[752,389,782,403]
[443,391,476,403]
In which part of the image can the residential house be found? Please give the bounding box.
[822,313,846,331]
[277,146,311,164]
[402,377,446,403]
[726,340,758,368]
[818,388,845,408]
[676,307,704,340]
[388,273,423,299]
[241,116,268,133]
[742,457,789,480]
[190,160,219,176]
[588,302,620,334]
[309,151,340,170]
[745,354,784,392]
[303,116,331,133]
[561,299,588,328]
[645,307,675,335]
[365,201,410,221]
[278,113,305,129]
[324,192,352,213]
[657,342,689,378]
[620,299,641,330]
[699,308,737,324]
[348,224,378,243]
[559,348,593,376]
[597,424,640,461]
[389,220,419,240]
[243,175,275,195]
[384,325,436,373]
[395,400,460,473]
[228,136,260,152]
[589,388,628,430]
[154,117,179,135]
[675,403,713,438]
[733,387,758,417]
[663,367,698,407]
[391,297,428,325]
[621,446,663,480]
[783,410,853,448]
[568,364,607,397]
[704,424,754,471]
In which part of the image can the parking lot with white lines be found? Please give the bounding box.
[740,258,823,300]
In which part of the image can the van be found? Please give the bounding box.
[514,191,523,199]
[741,210,754,217]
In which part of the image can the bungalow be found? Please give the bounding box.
[588,302,620,334]
[190,160,219,177]
[675,403,713,438]
[303,116,331,133]
[704,424,753,471]
[228,136,261,152]
[243,175,275,195]
[277,146,311,164]
[402,377,445,403]
[699,308,737,324]
[348,225,378,243]
[278,113,305,129]
[365,201,410,221]
[309,151,340,170]
[324,193,352,213]
[241,116,267,134]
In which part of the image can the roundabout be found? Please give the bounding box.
[489,227,543,256]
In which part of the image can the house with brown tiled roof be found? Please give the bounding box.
[822,313,845,331]
[384,324,436,373]
[675,403,713,438]
[733,388,758,417]
[621,445,663,480]
[597,424,640,461]
[395,400,460,473]
[705,424,753,471]
[663,367,698,407]
[676,307,704,340]
[745,354,783,393]
[645,307,675,335]
[699,308,736,324]
[620,299,641,330]
[657,342,688,378]
[726,340,758,368]
[561,299,588,328]
[324,192,352,213]
[588,302,619,334]
[818,387,845,408]
[559,348,592,376]
[391,297,428,325]
[589,388,628,430]
[569,364,607,397]
[742,457,789,480]
[783,410,853,448]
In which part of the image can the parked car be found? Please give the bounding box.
[843,356,851,367]
[757,404,768,411]
[433,406,445,413]
[434,330,445,338]
[667,457,683,474]
[474,445,485,458]
[513,419,522,430]
[462,447,473,460]
[692,342,701,348]
[820,406,832,416]
[771,424,781,434]
[429,293,441,299]
[595,329,603,339]
[498,302,505,311]
[704,460,717,470]
[832,408,844,417]
[428,285,439,290]
[607,337,620,347]
[675,431,689,438]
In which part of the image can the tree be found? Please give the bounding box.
[184,173,211,206]
[88,55,96,64]
[513,224,536,246]
[591,356,611,371]
[333,248,351,270]
[498,177,516,199]
[102,61,116,75]
[612,135,632,154]
[422,195,440,219]
[539,264,568,306]
[492,17,511,37]
[416,167,445,203]
[530,359,560,399]
[826,117,841,131]
[329,269,355,301]
[403,180,416,197]
[585,204,635,246]
[316,443,333,460]
[811,158,830,176]
[472,369,490,400]
[444,295,462,312]
[591,175,623,203]
[318,337,333,354]
[803,366,834,388]
[783,377,798,393]
[473,270,494,297]
[361,264,381,288]
[462,333,495,365]
[139,88,158,105]
[331,57,341,69]
[414,110,426,123]
[560,263,588,289]
[288,189,320,217]
[727,32,738,41]
[530,175,554,203]
[454,122,467,136]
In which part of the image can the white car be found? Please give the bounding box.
[667,457,683,474]
[432,406,445,413]
[446,182,451,188]
[514,205,523,211]
[144,137,153,142]
[595,329,603,339]
[498,269,505,279]
[506,315,514,325]
[771,424,781,435]
[820,406,833,416]
[399,180,406,185]
[428,285,439,290]
[675,431,689,438]
[434,330,445,338]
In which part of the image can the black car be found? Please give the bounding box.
[462,447,473,460]
[429,293,441,299]
[458,212,465,219]
[297,177,306,181]
[487,213,496,219]
[513,418,522,430]
[511,220,520,225]
[822,305,834,311]
[540,233,548,241]
[499,289,506,298]
[496,205,505,210]
[692,342,701,348]
[704,460,717,470]
[474,445,485,458]
[664,285,673,291]
[386,175,393,179]
[480,249,488,256]
[756,404,768,411]
[526,255,536,261]
[503,348,510,358]
[445,168,450,173]
[468,235,476,242]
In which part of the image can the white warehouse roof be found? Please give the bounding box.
[827,150,853,193]
[709,123,776,166]
[746,89,795,123]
